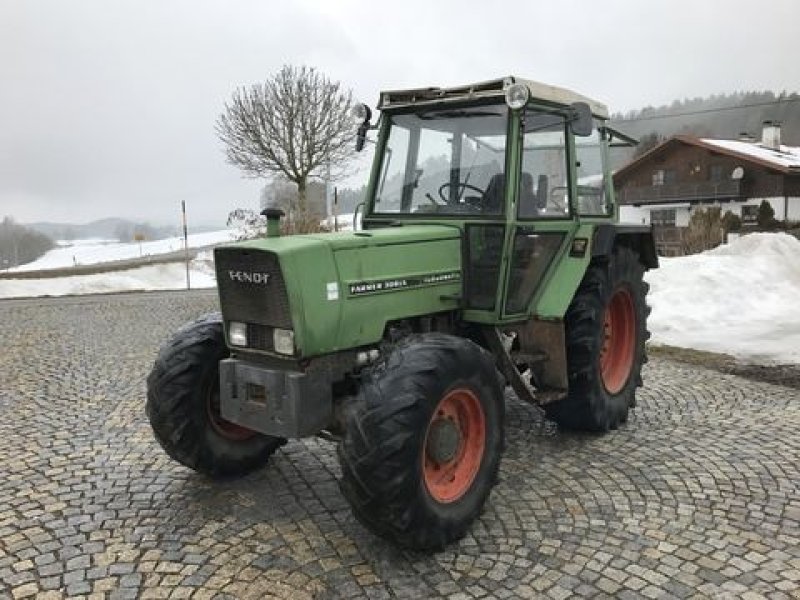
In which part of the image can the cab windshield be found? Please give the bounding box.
[371,104,508,216]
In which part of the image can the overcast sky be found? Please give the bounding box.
[2,0,798,228]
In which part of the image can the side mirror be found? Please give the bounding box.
[352,103,372,152]
[568,102,593,137]
[355,123,369,152]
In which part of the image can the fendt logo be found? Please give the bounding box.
[228,270,271,285]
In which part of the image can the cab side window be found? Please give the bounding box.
[575,127,610,216]
[518,110,569,219]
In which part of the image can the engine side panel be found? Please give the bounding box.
[216,226,462,358]
[330,238,462,351]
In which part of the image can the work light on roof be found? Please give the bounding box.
[504,83,529,110]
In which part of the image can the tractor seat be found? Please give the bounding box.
[519,172,535,211]
[484,172,538,216]
[482,173,505,214]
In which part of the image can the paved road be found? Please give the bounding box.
[1,291,799,599]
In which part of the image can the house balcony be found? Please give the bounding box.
[617,180,742,205]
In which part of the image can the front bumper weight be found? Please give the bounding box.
[218,358,332,438]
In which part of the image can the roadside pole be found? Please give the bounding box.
[182,201,190,290]
[334,187,339,232]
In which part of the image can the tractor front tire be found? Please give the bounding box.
[338,334,504,551]
[146,313,284,478]
[545,246,650,432]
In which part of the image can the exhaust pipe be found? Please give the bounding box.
[261,208,285,238]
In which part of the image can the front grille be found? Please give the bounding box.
[215,247,293,330]
[246,322,274,352]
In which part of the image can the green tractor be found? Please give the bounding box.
[146,76,657,551]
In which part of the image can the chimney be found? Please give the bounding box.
[738,131,756,143]
[761,120,782,150]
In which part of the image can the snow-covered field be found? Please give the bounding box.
[2,227,798,365]
[0,252,217,298]
[323,212,359,232]
[9,230,235,271]
[646,233,800,364]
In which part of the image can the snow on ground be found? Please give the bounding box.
[0,252,217,299]
[646,232,800,364]
[322,212,359,232]
[10,230,235,271]
[4,225,799,365]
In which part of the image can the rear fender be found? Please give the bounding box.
[592,224,658,268]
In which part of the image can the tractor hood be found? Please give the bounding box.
[214,225,462,358]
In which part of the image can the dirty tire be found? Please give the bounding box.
[338,333,504,551]
[146,313,284,478]
[545,246,650,432]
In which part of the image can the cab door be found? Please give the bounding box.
[501,107,579,320]
[501,108,615,321]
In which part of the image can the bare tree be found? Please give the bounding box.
[216,65,354,212]
[682,207,725,255]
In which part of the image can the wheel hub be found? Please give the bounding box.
[422,387,486,504]
[426,418,461,463]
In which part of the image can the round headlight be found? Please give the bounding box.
[505,83,530,110]
[351,102,371,123]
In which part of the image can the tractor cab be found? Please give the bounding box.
[356,77,629,322]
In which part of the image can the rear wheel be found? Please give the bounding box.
[146,313,285,478]
[338,333,504,551]
[545,246,649,431]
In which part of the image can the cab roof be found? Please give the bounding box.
[377,76,609,119]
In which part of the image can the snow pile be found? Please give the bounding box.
[646,233,800,364]
[0,252,217,299]
[11,230,235,271]
[703,232,800,257]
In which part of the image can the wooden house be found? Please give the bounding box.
[614,123,800,255]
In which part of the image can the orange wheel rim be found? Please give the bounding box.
[599,287,636,394]
[207,386,256,441]
[422,387,486,504]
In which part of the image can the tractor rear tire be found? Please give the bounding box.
[146,313,285,478]
[544,246,650,432]
[338,333,504,551]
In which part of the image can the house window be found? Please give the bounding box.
[652,169,675,186]
[651,208,676,227]
[652,170,664,186]
[710,165,724,182]
[741,205,759,224]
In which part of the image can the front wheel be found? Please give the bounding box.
[338,334,504,551]
[146,313,285,478]
[544,246,650,432]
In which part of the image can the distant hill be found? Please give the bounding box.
[608,90,800,168]
[23,218,218,242]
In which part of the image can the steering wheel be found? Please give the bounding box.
[438,182,486,204]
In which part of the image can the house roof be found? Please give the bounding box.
[698,138,800,171]
[615,135,800,181]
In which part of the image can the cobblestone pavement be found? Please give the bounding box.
[1,291,799,599]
